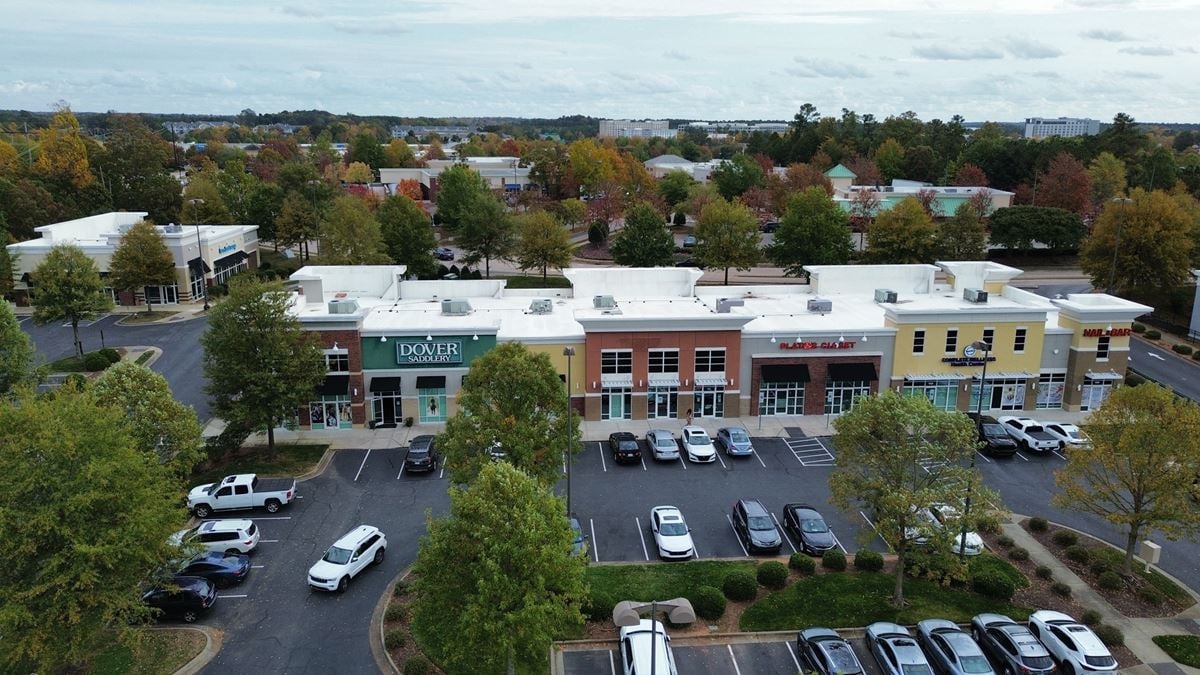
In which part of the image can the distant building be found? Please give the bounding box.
[824,164,1014,216]
[1023,117,1100,139]
[253,123,300,135]
[162,120,235,135]
[379,157,532,200]
[682,121,790,135]
[390,125,476,140]
[598,119,673,139]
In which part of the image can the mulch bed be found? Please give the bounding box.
[575,243,614,261]
[384,577,442,675]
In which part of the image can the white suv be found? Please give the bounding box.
[170,519,260,554]
[308,525,387,592]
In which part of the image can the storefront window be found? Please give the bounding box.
[901,379,958,411]
[824,380,871,415]
[144,284,179,305]
[969,378,1027,411]
[309,396,352,430]
[324,351,349,372]
[648,349,679,373]
[693,385,724,418]
[1036,373,1066,409]
[601,350,632,374]
[1080,377,1113,411]
[372,393,403,426]
[759,382,805,416]
[602,388,632,420]
[647,387,677,419]
[694,349,726,373]
[419,388,447,423]
[189,271,206,302]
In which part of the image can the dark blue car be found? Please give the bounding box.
[176,551,251,587]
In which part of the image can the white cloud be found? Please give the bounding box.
[912,45,1004,60]
[790,57,870,79]
[1006,37,1063,59]
[1119,45,1176,56]
[331,19,410,35]
[1079,28,1134,41]
[886,30,937,39]
[663,50,691,62]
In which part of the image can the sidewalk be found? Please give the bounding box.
[1003,518,1200,675]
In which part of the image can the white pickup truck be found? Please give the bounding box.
[997,416,1060,453]
[187,474,296,518]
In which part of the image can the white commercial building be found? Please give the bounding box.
[379,157,532,199]
[1024,117,1100,139]
[599,119,674,139]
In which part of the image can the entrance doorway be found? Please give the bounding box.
[693,386,724,418]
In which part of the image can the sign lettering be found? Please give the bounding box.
[397,340,463,364]
[779,341,856,351]
[218,243,237,254]
[1082,328,1131,337]
[941,356,997,367]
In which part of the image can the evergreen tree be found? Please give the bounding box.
[610,202,675,267]
[378,195,437,278]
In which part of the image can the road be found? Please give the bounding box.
[1128,339,1200,401]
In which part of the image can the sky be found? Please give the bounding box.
[2,0,1199,122]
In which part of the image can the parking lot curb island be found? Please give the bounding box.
[167,624,221,675]
[372,569,412,675]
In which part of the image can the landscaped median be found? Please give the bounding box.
[188,443,330,485]
[1152,635,1200,668]
[91,628,207,675]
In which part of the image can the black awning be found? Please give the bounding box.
[827,363,877,382]
[316,374,350,396]
[369,377,402,393]
[416,375,446,389]
[213,250,249,269]
[188,257,211,275]
[761,363,810,383]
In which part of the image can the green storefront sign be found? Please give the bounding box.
[360,334,497,370]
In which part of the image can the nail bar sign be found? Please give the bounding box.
[779,341,856,350]
[397,340,463,364]
[1082,328,1131,337]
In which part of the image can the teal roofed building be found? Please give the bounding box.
[824,163,1015,217]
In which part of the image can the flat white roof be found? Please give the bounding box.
[8,211,256,251]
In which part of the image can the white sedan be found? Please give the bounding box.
[1044,423,1090,450]
[680,426,716,463]
[928,504,984,556]
[649,506,695,560]
[1029,610,1118,673]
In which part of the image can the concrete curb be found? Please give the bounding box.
[167,624,222,675]
[123,345,163,368]
[294,445,337,482]
[372,569,413,675]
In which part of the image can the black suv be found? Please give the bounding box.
[608,432,642,464]
[731,498,782,554]
[967,413,1018,457]
[404,435,439,473]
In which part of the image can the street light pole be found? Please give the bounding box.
[961,339,990,559]
[563,346,576,517]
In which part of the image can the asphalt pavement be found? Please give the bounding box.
[1128,339,1200,402]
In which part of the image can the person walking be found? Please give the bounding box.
[685,408,694,425]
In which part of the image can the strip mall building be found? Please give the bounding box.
[287,262,1149,430]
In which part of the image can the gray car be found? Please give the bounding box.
[716,427,755,456]
[796,627,865,675]
[865,622,935,675]
[646,429,680,461]
[916,619,995,675]
[971,614,1056,675]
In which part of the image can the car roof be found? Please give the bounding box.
[975,613,1016,627]
[739,498,769,515]
[1061,625,1109,655]
[647,429,675,440]
[189,551,238,564]
[410,435,434,446]
[166,575,212,592]
[918,618,959,633]
[198,519,252,533]
[333,524,380,548]
[682,425,706,434]
[801,626,842,640]
[868,621,910,637]
[785,503,821,517]
[610,431,636,440]
[721,426,748,434]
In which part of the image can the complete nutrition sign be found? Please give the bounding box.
[397,340,464,365]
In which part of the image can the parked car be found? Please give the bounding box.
[731,498,782,554]
[680,426,716,463]
[782,503,837,555]
[971,613,1057,675]
[609,432,642,464]
[716,426,755,457]
[997,416,1060,453]
[404,435,439,473]
[619,619,678,675]
[142,576,217,623]
[649,506,695,560]
[187,473,296,518]
[926,503,984,556]
[435,246,455,261]
[967,413,1018,457]
[174,551,251,588]
[796,627,866,675]
[170,519,260,555]
[646,429,680,461]
[760,221,779,233]
[1028,610,1118,673]
[674,258,700,268]
[1043,423,1090,450]
[569,517,589,557]
[916,618,995,675]
[682,234,697,248]
[308,525,387,592]
[865,622,936,675]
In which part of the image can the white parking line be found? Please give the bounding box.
[773,513,798,554]
[1014,451,1031,462]
[635,517,649,561]
[829,530,848,554]
[716,452,727,469]
[976,451,993,463]
[438,465,445,479]
[353,449,372,481]
[251,517,292,520]
[1148,352,1166,361]
[589,518,599,563]
[786,642,803,672]
[726,514,749,556]
[259,539,280,543]
[1052,450,1067,461]
[396,464,405,479]
[640,455,647,471]
[599,444,608,473]
[251,565,265,569]
[677,455,687,471]
[727,644,743,675]
[608,650,616,675]
[218,594,248,598]
[754,451,767,469]
[858,511,893,552]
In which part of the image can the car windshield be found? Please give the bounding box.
[409,449,428,457]
[659,521,688,536]
[322,546,353,565]
[801,518,829,533]
[656,437,675,448]
[689,432,710,444]
[960,656,991,674]
[1067,430,1084,440]
[901,665,934,675]
[983,424,1006,436]
[728,430,749,443]
[747,515,775,531]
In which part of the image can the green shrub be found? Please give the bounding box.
[1007,547,1030,562]
[1035,565,1053,580]
[1132,323,1146,333]
[1028,517,1049,532]
[1094,624,1124,647]
[688,585,727,620]
[906,549,968,587]
[384,628,406,650]
[975,514,1002,535]
[404,655,431,675]
[98,347,121,364]
[392,579,410,596]
[789,552,816,575]
[385,603,408,622]
[82,351,111,371]
[757,561,789,590]
[1080,609,1102,626]
[1097,571,1124,591]
[972,569,1017,600]
[1144,329,1161,340]
[1191,351,1200,361]
[854,549,884,572]
[583,590,616,622]
[821,549,847,572]
[722,570,758,602]
[1052,530,1078,547]
[588,222,609,245]
[1174,344,1194,356]
[1089,558,1113,577]
[1065,544,1092,564]
[1051,581,1073,597]
[673,211,687,226]
[1139,586,1164,606]
[996,535,1015,549]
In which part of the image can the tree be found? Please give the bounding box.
[516,211,573,281]
[657,169,696,208]
[610,202,675,267]
[201,276,326,456]
[124,172,182,225]
[439,342,580,486]
[829,392,987,606]
[710,153,765,200]
[33,105,94,189]
[180,173,233,224]
[874,138,906,182]
[346,131,385,171]
[1080,189,1195,295]
[244,181,285,247]
[435,164,490,228]
[275,192,320,261]
[456,193,516,278]
[0,300,34,393]
[383,139,418,168]
[1132,146,1178,192]
[319,196,389,265]
[866,198,939,264]
[31,244,112,357]
[0,177,66,241]
[558,197,587,231]
[411,462,586,675]
[694,197,760,284]
[989,206,1086,252]
[108,219,176,314]
[952,163,990,187]
[1054,384,1200,575]
[937,201,988,260]
[848,188,882,231]
[1037,152,1092,214]
[0,386,183,673]
[378,194,437,278]
[343,161,374,184]
[768,187,854,278]
[1088,152,1127,206]
[92,362,204,477]
[568,138,618,197]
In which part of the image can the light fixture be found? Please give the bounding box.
[380,335,387,343]
[770,335,776,343]
[472,334,479,341]
[333,341,339,350]
[728,378,734,386]
[1106,324,1113,332]
[838,335,845,343]
[426,334,433,341]
[861,334,868,342]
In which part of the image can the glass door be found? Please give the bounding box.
[694,387,724,418]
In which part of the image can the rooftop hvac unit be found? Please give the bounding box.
[441,298,473,315]
[327,298,359,314]
[528,298,553,315]
[161,223,183,233]
[807,298,833,314]
[593,295,617,309]
[716,298,744,314]
[963,288,989,304]
[874,289,898,304]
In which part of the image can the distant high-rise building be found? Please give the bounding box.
[1024,117,1100,139]
[598,119,673,139]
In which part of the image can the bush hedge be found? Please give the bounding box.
[1035,565,1053,580]
[757,561,789,590]
[972,569,1017,600]
[1065,544,1092,564]
[689,585,727,620]
[583,591,616,621]
[98,347,121,364]
[82,351,111,371]
[1139,586,1164,606]
[821,549,847,572]
[385,603,408,622]
[975,514,1002,535]
[384,628,405,650]
[1051,581,1073,597]
[1097,571,1124,591]
[1144,329,1161,340]
[995,535,1015,549]
[1089,558,1113,577]
[1029,517,1049,532]
[1007,547,1030,562]
[722,570,758,602]
[1132,323,1146,333]
[854,549,884,572]
[1080,609,1102,626]
[789,552,816,575]
[404,655,432,675]
[1174,344,1194,356]
[1191,351,1200,361]
[1052,530,1079,547]
[1094,624,1124,647]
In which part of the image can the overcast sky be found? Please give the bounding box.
[2,0,1198,122]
